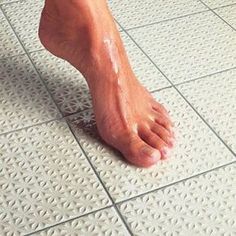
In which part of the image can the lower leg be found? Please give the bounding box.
[39,0,174,167]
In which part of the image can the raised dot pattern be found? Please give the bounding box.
[0,120,110,235]
[36,207,129,236]
[178,69,236,152]
[0,9,24,58]
[215,4,236,29]
[118,164,236,236]
[0,55,59,134]
[129,11,236,84]
[2,0,44,52]
[109,0,207,29]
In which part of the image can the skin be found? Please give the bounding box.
[39,0,175,167]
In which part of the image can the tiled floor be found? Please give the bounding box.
[0,0,235,235]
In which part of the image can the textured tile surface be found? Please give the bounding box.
[202,0,236,8]
[109,0,207,29]
[2,0,44,52]
[36,207,129,236]
[29,50,90,116]
[215,4,236,29]
[178,69,236,152]
[0,55,60,134]
[119,164,236,236]
[29,33,169,115]
[128,11,236,84]
[68,88,235,202]
[0,0,17,4]
[1,0,236,235]
[0,120,111,235]
[0,9,24,58]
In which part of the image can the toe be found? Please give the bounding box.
[154,111,174,132]
[122,134,161,168]
[152,102,170,118]
[138,127,170,159]
[151,123,174,147]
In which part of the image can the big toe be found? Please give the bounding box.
[121,135,161,168]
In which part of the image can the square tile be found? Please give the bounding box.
[29,33,169,116]
[0,55,60,134]
[35,207,129,236]
[68,88,235,202]
[2,0,44,52]
[108,0,207,29]
[0,9,24,58]
[128,11,236,84]
[215,4,236,29]
[0,120,111,235]
[118,164,236,236]
[177,69,236,152]
[202,0,236,8]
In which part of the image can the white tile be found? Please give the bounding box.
[128,11,236,84]
[202,0,236,8]
[119,164,236,236]
[29,33,169,115]
[35,207,129,236]
[68,88,235,202]
[0,9,24,58]
[2,0,44,52]
[0,55,60,134]
[215,4,236,29]
[178,69,236,152]
[0,120,111,235]
[108,0,207,29]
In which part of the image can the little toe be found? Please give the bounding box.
[123,135,161,167]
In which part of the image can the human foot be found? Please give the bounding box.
[39,0,174,167]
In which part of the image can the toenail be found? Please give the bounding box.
[162,147,170,157]
[140,146,151,156]
[140,147,160,160]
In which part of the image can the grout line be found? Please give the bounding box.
[0,5,62,115]
[212,2,236,10]
[117,22,236,158]
[124,9,210,31]
[150,85,173,93]
[28,48,45,54]
[173,66,236,87]
[199,0,236,31]
[116,160,236,205]
[24,205,113,236]
[0,0,20,6]
[1,4,134,235]
[0,117,62,137]
[64,120,134,236]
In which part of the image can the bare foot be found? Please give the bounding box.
[39,0,174,167]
